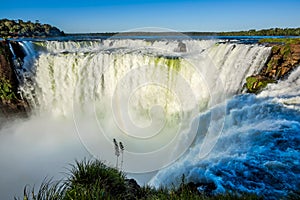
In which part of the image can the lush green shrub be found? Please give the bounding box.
[64,159,127,199]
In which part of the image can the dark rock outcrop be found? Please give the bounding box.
[124,178,141,199]
[0,40,28,120]
[176,181,217,196]
[175,41,187,52]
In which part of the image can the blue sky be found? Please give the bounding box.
[1,0,300,33]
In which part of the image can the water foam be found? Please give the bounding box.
[149,69,300,199]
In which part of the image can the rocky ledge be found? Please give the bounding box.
[246,38,300,93]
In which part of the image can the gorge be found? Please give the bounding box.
[0,36,299,199]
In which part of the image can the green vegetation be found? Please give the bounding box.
[65,159,127,199]
[0,78,16,102]
[246,76,275,93]
[0,19,64,38]
[219,27,300,36]
[258,38,300,45]
[17,159,264,200]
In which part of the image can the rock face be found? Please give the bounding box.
[0,41,28,121]
[264,44,300,79]
[0,41,17,87]
[246,42,300,93]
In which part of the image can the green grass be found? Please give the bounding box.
[258,38,300,45]
[65,159,127,199]
[16,159,266,200]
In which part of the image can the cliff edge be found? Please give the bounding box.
[0,41,28,122]
[246,38,300,93]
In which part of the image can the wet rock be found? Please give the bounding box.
[0,41,28,121]
[177,181,217,196]
[125,178,141,199]
[175,41,187,52]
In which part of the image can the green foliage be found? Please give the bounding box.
[246,77,258,92]
[281,45,292,59]
[246,76,275,93]
[0,78,16,101]
[18,179,66,200]
[266,58,278,72]
[219,27,300,36]
[17,159,265,200]
[258,38,300,45]
[0,18,64,38]
[65,159,127,199]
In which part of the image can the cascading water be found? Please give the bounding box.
[17,39,272,171]
[20,39,271,117]
[0,38,298,199]
[149,67,300,198]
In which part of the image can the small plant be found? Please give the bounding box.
[0,78,16,102]
[113,138,120,169]
[113,138,125,170]
[119,141,125,171]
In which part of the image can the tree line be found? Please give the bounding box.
[0,19,64,38]
[218,27,300,36]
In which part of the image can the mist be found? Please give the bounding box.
[0,115,92,199]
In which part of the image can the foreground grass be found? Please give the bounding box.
[16,159,263,200]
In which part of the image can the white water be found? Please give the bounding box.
[149,66,300,199]
[1,38,298,199]
[21,40,270,116]
[17,40,271,171]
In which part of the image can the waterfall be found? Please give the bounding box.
[20,39,271,116]
[6,38,298,199]
[8,42,16,58]
[13,39,273,173]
